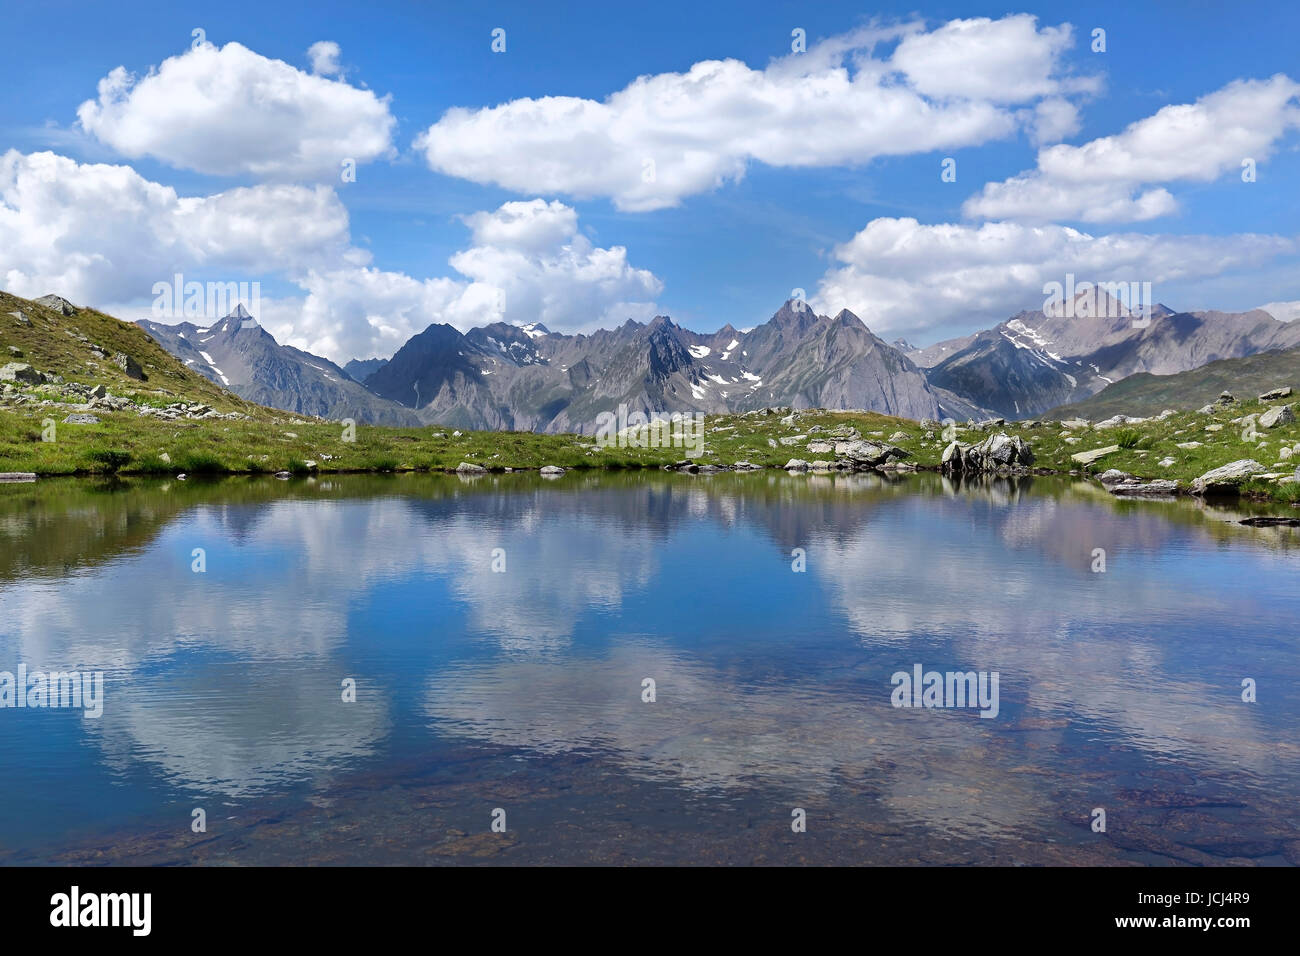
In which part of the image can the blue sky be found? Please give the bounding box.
[2,0,1299,361]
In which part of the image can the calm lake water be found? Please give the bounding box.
[1,470,1297,865]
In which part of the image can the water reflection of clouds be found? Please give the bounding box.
[424,642,1049,839]
[815,489,1298,779]
[3,474,1297,805]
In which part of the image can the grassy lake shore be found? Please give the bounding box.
[3,398,1299,508]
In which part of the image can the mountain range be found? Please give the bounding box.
[906,290,1300,419]
[131,291,1300,431]
[138,306,419,426]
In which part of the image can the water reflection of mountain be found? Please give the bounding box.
[2,471,1298,801]
[4,472,1295,590]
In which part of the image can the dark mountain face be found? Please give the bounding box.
[343,357,387,382]
[353,301,985,433]
[919,292,1300,419]
[141,292,1300,431]
[138,309,420,425]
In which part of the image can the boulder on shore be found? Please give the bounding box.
[1096,470,1179,497]
[941,433,1034,475]
[835,439,908,468]
[1190,459,1265,496]
[455,462,487,475]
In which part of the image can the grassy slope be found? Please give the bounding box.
[1045,347,1300,420]
[0,290,261,414]
[2,292,1299,505]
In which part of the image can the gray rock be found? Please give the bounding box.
[0,362,41,384]
[1095,414,1147,429]
[9,310,31,326]
[62,413,100,424]
[1071,445,1120,465]
[942,432,1034,474]
[1096,469,1133,486]
[1259,404,1295,429]
[539,465,565,476]
[805,440,834,454]
[1191,459,1265,496]
[836,439,908,467]
[1259,386,1293,401]
[732,461,761,471]
[1108,479,1180,497]
[114,352,146,380]
[455,462,487,475]
[34,294,77,315]
[784,459,809,471]
[89,384,107,398]
[1217,391,1236,405]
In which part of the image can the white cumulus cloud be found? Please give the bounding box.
[0,151,661,363]
[77,41,395,179]
[0,150,356,305]
[416,16,1098,211]
[285,199,663,360]
[964,74,1300,223]
[307,40,342,77]
[811,216,1297,337]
